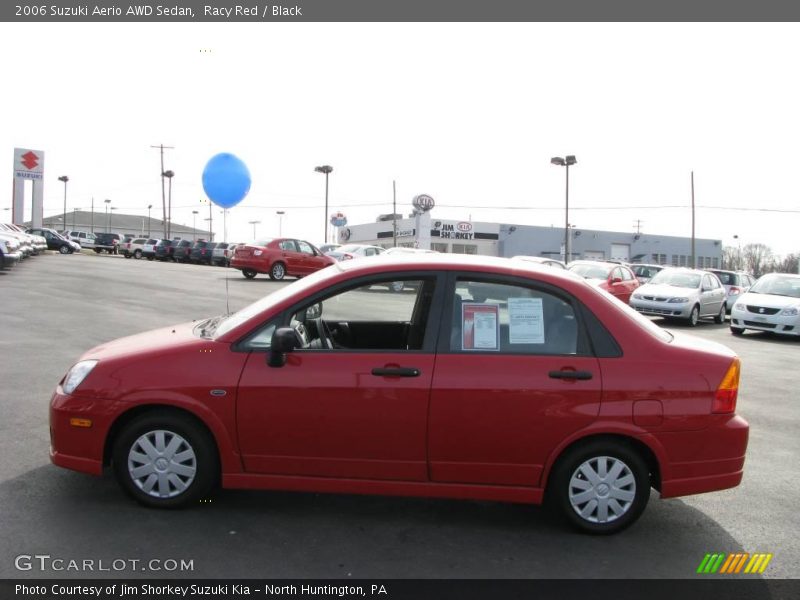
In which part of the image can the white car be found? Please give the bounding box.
[629,267,726,326]
[325,244,385,261]
[730,273,800,337]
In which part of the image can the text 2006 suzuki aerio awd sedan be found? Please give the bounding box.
[50,255,748,534]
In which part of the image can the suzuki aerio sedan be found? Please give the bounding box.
[50,256,748,534]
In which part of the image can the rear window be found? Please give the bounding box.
[216,243,229,249]
[133,239,147,244]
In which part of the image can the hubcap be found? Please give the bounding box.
[127,430,196,499]
[568,456,636,524]
[274,264,284,277]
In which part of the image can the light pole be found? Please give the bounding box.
[192,210,199,241]
[72,207,78,230]
[733,234,742,270]
[58,176,69,233]
[249,220,260,239]
[314,165,333,243]
[104,199,111,232]
[163,170,174,239]
[204,217,212,240]
[551,155,577,263]
[276,210,285,237]
[147,204,153,237]
[110,207,116,233]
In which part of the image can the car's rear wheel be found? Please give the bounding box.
[270,262,286,280]
[124,254,131,259]
[58,245,70,254]
[94,248,101,254]
[113,412,218,508]
[242,268,257,279]
[688,305,700,326]
[731,326,745,336]
[147,256,154,261]
[550,439,650,534]
[714,303,726,324]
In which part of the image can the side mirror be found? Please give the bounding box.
[610,277,623,284]
[304,303,322,320]
[267,327,300,367]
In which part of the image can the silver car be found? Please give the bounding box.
[629,267,726,326]
[730,273,800,337]
[707,269,755,313]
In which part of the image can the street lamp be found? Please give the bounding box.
[162,170,174,239]
[314,165,333,243]
[58,176,69,233]
[110,206,117,233]
[192,210,199,241]
[204,217,212,240]
[733,234,742,270]
[551,155,577,263]
[276,210,285,237]
[104,199,111,232]
[248,220,261,239]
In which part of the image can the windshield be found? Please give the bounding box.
[338,244,363,253]
[749,275,800,298]
[569,263,612,279]
[213,265,339,339]
[649,270,701,289]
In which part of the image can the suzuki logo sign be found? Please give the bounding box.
[14,148,45,180]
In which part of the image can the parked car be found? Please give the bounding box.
[730,273,800,337]
[26,227,77,254]
[119,238,148,259]
[211,242,238,267]
[142,239,159,260]
[512,255,567,269]
[64,230,97,249]
[190,241,217,265]
[325,244,385,261]
[0,223,35,257]
[93,232,122,254]
[567,260,640,304]
[173,239,194,263]
[629,267,726,326]
[154,239,176,261]
[231,238,334,280]
[317,243,341,254]
[707,270,755,313]
[631,263,665,284]
[4,223,46,254]
[383,247,438,256]
[50,254,749,534]
[0,233,23,268]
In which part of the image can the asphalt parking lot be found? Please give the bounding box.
[1,252,798,581]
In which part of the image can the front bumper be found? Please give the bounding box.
[731,308,800,336]
[49,389,114,476]
[630,298,692,319]
[2,251,22,268]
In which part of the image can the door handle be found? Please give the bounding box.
[371,367,420,377]
[549,370,593,380]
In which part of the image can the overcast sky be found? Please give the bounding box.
[1,23,798,254]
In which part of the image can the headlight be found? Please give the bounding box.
[667,297,689,303]
[632,294,642,300]
[62,360,98,394]
[780,306,800,316]
[733,303,744,311]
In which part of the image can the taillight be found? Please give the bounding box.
[729,286,741,296]
[713,358,740,413]
[201,249,206,255]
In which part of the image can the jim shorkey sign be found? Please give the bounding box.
[12,148,45,228]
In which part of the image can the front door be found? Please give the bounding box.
[236,275,440,481]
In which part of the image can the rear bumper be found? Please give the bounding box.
[231,256,268,273]
[656,415,749,498]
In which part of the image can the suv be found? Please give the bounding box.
[93,233,122,254]
[64,230,96,249]
[154,239,176,261]
[211,242,237,267]
[707,269,755,313]
[190,241,217,265]
[119,237,148,259]
[173,239,194,263]
[142,239,159,260]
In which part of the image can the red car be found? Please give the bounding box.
[50,255,747,534]
[568,260,640,304]
[231,237,334,280]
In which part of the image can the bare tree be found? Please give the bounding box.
[742,243,773,278]
[722,246,741,270]
[772,253,799,275]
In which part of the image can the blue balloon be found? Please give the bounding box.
[202,153,251,209]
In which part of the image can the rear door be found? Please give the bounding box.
[428,274,602,487]
[278,239,304,275]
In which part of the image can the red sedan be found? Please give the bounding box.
[568,260,641,304]
[231,237,334,280]
[50,255,747,534]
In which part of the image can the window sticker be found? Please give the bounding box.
[508,297,545,344]
[462,303,500,351]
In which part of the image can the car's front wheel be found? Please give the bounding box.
[134,249,142,259]
[714,303,726,324]
[688,305,700,326]
[549,439,650,534]
[58,245,70,254]
[113,412,218,508]
[731,326,745,336]
[270,262,286,280]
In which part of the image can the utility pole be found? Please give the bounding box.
[633,219,643,235]
[690,171,696,269]
[91,197,94,233]
[393,180,397,248]
[150,143,174,239]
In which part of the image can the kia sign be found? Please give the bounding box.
[14,148,45,180]
[412,194,435,212]
[330,212,347,227]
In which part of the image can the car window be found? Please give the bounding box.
[280,240,298,252]
[296,241,314,254]
[450,279,578,355]
[569,263,612,279]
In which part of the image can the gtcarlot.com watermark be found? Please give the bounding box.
[15,554,194,573]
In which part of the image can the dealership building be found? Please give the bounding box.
[340,213,723,268]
